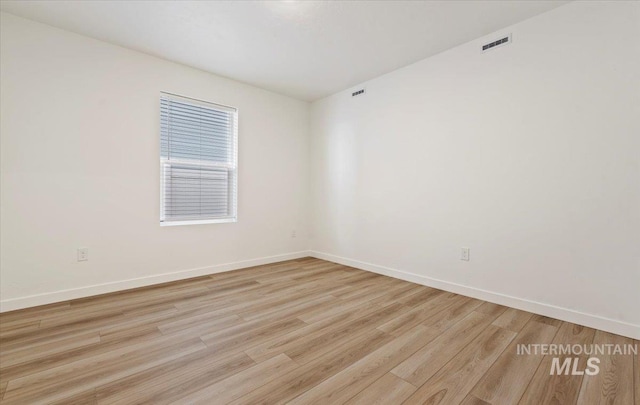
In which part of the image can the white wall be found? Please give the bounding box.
[0,13,310,310]
[309,1,640,338]
[2,2,639,339]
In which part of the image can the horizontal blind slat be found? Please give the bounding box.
[160,93,237,222]
[161,99,233,116]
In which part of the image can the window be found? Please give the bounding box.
[160,92,238,226]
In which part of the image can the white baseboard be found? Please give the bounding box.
[0,251,311,313]
[4,249,638,340]
[309,251,640,340]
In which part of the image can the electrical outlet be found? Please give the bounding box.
[291,230,297,238]
[461,247,470,261]
[77,248,89,262]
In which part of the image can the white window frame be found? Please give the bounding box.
[159,92,238,226]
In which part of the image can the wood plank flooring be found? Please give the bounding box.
[0,257,637,404]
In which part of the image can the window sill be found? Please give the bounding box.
[160,218,237,227]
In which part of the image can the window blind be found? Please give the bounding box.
[160,93,238,224]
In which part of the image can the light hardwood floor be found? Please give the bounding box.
[0,258,637,404]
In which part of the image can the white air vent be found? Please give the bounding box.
[482,34,511,52]
[352,89,365,97]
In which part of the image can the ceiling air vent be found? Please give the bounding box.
[482,34,511,52]
[352,89,365,97]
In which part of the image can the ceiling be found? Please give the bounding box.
[0,1,569,101]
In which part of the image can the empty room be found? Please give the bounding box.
[0,0,638,404]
